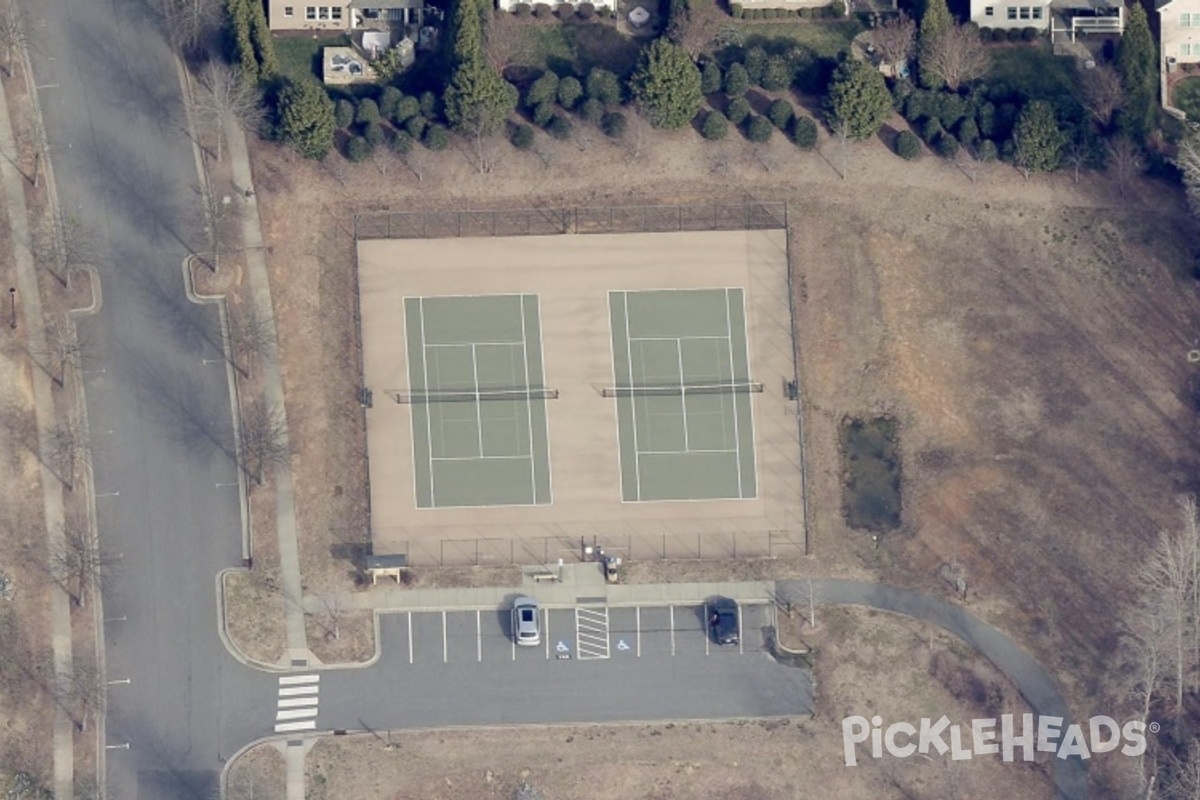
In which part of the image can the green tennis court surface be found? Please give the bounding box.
[404,295,552,508]
[609,289,757,502]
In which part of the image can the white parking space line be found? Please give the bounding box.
[278,686,319,697]
[704,604,710,656]
[669,605,676,657]
[544,608,550,660]
[442,611,448,663]
[274,721,316,733]
[408,612,414,665]
[738,605,744,654]
[575,607,610,660]
[476,610,482,662]
[636,606,641,658]
[278,674,320,686]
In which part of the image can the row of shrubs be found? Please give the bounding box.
[699,98,819,146]
[509,108,629,149]
[331,90,452,162]
[977,26,1042,42]
[509,2,618,20]
[730,3,845,19]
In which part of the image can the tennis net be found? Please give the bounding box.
[600,382,763,398]
[390,388,560,404]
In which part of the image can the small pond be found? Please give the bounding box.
[839,415,902,533]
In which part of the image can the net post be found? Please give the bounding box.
[475,538,480,566]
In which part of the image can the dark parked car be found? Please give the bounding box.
[709,598,739,646]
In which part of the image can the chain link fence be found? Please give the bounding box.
[354,202,788,241]
[387,531,803,567]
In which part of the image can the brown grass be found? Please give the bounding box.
[222,568,286,666]
[227,741,287,800]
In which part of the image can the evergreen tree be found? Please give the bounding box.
[1012,99,1065,173]
[275,80,335,160]
[700,60,722,94]
[918,0,953,89]
[629,39,703,129]
[723,62,749,96]
[824,59,893,141]
[1117,4,1157,140]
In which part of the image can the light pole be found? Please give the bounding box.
[7,288,14,329]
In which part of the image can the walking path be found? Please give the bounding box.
[223,119,311,666]
[0,62,75,800]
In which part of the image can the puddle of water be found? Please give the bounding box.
[839,416,901,533]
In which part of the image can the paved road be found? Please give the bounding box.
[23,1,257,796]
[785,580,1088,800]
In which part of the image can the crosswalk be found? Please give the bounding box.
[575,607,610,660]
[274,674,319,733]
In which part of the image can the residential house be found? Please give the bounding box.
[969,0,1124,42]
[1158,0,1200,114]
[268,0,425,32]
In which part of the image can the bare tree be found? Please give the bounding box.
[482,11,532,73]
[869,12,916,71]
[922,24,989,92]
[402,144,428,183]
[227,301,276,380]
[46,414,88,492]
[1109,135,1144,190]
[1175,132,1200,219]
[827,117,850,180]
[1063,139,1088,184]
[0,0,31,78]
[309,594,343,641]
[192,61,263,163]
[239,398,288,486]
[802,573,821,629]
[33,317,86,388]
[35,213,98,286]
[199,184,233,272]
[54,655,104,731]
[626,104,646,162]
[156,0,222,53]
[1079,63,1125,130]
[51,512,114,609]
[678,0,726,57]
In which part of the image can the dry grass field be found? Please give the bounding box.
[243,107,1200,797]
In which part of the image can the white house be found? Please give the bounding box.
[267,0,425,32]
[1159,0,1200,68]
[970,0,1052,30]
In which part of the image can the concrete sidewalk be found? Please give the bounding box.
[222,118,312,666]
[301,563,778,615]
[0,53,75,800]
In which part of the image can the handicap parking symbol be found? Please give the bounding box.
[617,639,630,651]
[556,640,570,653]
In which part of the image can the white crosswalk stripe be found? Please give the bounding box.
[274,674,319,732]
[575,607,610,660]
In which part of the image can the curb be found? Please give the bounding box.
[215,568,293,673]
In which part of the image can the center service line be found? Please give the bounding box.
[442,611,447,663]
[669,605,675,657]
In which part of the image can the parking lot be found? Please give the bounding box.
[393,602,775,665]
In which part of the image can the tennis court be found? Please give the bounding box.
[403,294,552,508]
[608,289,757,502]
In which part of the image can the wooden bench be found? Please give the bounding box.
[365,554,409,585]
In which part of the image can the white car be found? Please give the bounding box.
[512,597,540,646]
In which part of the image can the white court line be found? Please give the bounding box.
[669,604,675,657]
[637,448,734,455]
[276,708,319,721]
[426,339,525,348]
[407,611,413,665]
[629,335,728,341]
[274,721,316,733]
[418,298,437,506]
[442,610,448,663]
[520,295,538,503]
[636,606,641,657]
[724,289,744,498]
[430,455,535,462]
[476,610,482,662]
[623,292,642,501]
[278,686,319,697]
[470,344,485,457]
[676,337,690,452]
[278,675,320,686]
[278,697,320,709]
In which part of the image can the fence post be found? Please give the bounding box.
[733,531,737,559]
[475,538,480,566]
[440,538,445,566]
[677,204,683,231]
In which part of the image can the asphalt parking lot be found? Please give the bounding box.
[397,602,776,664]
[313,601,809,734]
